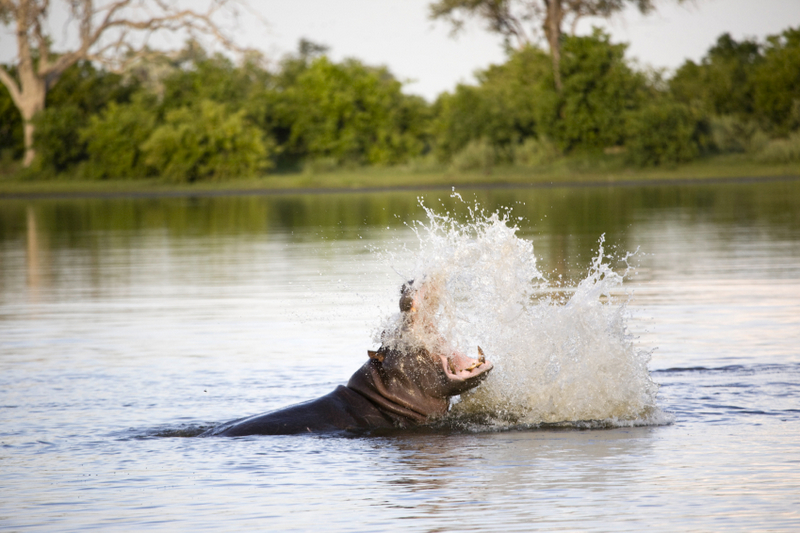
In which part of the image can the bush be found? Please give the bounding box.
[450,138,496,173]
[0,78,24,160]
[31,60,139,174]
[32,104,87,172]
[549,29,649,152]
[282,57,427,166]
[401,153,442,173]
[670,33,761,119]
[710,115,767,154]
[756,132,800,163]
[625,102,699,167]
[302,156,339,175]
[81,97,156,179]
[141,99,273,182]
[431,45,549,161]
[752,28,800,135]
[513,137,561,167]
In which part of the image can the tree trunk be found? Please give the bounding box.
[543,0,563,93]
[19,77,46,168]
[4,0,49,168]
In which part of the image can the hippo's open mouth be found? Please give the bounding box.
[442,347,494,381]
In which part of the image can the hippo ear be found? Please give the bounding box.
[367,350,385,362]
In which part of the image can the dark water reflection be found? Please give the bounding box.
[3,178,800,290]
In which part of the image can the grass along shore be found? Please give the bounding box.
[1,153,799,198]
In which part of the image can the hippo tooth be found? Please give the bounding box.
[464,361,483,372]
[477,346,486,364]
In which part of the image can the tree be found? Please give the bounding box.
[432,30,647,158]
[625,101,699,166]
[751,27,800,135]
[670,33,762,118]
[80,94,156,179]
[0,0,246,167]
[547,29,647,150]
[279,56,428,166]
[669,26,800,137]
[432,45,551,160]
[429,0,658,92]
[141,99,270,182]
[31,59,137,172]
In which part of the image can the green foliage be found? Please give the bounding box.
[710,115,767,154]
[434,29,647,162]
[0,67,23,160]
[400,153,442,173]
[80,95,157,179]
[756,132,800,163]
[548,29,648,151]
[670,33,762,118]
[751,28,800,135]
[432,46,550,160]
[450,138,497,173]
[7,25,800,181]
[513,136,561,167]
[32,104,86,172]
[280,57,427,166]
[6,40,431,179]
[31,60,138,172]
[47,60,137,114]
[159,45,270,112]
[625,102,699,167]
[670,27,800,137]
[302,157,340,175]
[141,99,271,182]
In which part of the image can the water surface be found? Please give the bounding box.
[2,180,799,531]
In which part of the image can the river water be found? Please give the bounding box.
[1,180,799,531]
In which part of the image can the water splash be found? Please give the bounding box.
[376,194,672,430]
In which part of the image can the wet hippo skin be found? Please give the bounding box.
[205,347,493,436]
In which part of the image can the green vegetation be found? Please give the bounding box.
[1,27,800,189]
[428,0,662,94]
[2,153,797,199]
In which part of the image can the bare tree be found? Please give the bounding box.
[429,0,661,92]
[0,0,248,167]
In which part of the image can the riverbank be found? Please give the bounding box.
[2,153,799,199]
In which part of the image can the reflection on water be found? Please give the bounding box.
[3,179,799,288]
[1,179,800,531]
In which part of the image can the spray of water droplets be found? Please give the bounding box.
[374,194,672,429]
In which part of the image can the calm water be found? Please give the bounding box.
[1,181,799,531]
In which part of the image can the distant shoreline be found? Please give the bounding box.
[1,173,799,201]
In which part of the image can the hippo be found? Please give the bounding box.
[204,279,493,436]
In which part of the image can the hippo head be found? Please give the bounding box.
[386,343,494,398]
[347,278,494,424]
[347,344,494,424]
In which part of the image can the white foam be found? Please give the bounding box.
[376,194,672,429]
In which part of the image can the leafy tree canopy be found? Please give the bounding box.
[279,56,428,165]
